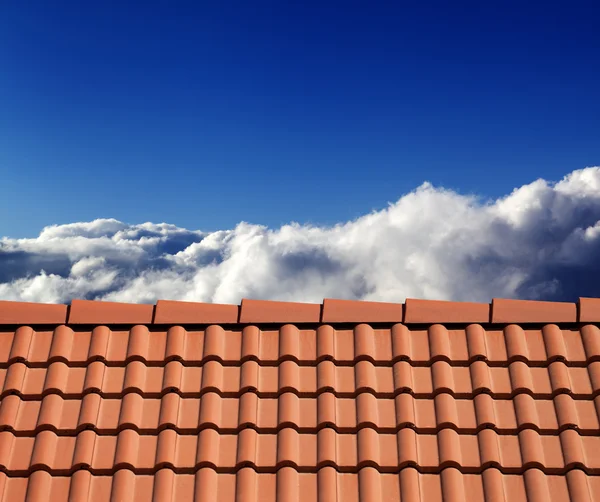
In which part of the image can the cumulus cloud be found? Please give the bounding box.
[2,167,600,304]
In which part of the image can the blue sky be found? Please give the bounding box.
[2,2,600,305]
[2,2,599,239]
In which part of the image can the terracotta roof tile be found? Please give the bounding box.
[1,360,597,400]
[1,427,600,473]
[1,324,598,365]
[68,299,154,324]
[321,299,403,323]
[0,468,593,502]
[404,298,490,324]
[154,300,239,324]
[1,297,600,501]
[491,298,577,324]
[239,299,321,323]
[579,297,600,322]
[0,301,67,325]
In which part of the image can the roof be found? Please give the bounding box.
[0,296,599,502]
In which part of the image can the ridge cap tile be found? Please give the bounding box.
[0,300,68,325]
[239,298,321,323]
[404,298,490,324]
[3,296,600,327]
[579,297,600,323]
[68,299,154,325]
[321,298,403,323]
[154,300,239,324]
[491,298,577,324]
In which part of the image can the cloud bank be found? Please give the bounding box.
[2,167,600,305]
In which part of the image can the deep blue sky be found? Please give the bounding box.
[1,2,599,238]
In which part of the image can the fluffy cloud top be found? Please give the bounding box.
[2,167,600,305]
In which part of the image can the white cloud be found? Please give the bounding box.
[1,166,600,304]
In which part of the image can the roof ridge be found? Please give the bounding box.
[0,297,598,326]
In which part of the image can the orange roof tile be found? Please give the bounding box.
[404,298,489,323]
[0,301,67,325]
[154,300,239,324]
[0,297,598,501]
[579,297,600,323]
[239,298,321,323]
[68,299,154,324]
[491,298,578,323]
[321,298,403,323]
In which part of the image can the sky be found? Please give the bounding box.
[1,2,600,304]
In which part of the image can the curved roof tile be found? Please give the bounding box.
[0,296,598,501]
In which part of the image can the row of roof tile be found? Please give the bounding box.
[2,297,600,325]
[1,467,594,502]
[2,360,599,398]
[1,392,599,434]
[3,324,600,366]
[1,427,599,474]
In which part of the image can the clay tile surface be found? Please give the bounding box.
[404,299,490,324]
[239,299,321,323]
[322,299,403,323]
[68,299,154,324]
[0,301,67,325]
[154,300,239,324]
[579,297,600,322]
[491,298,577,324]
[1,297,600,501]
